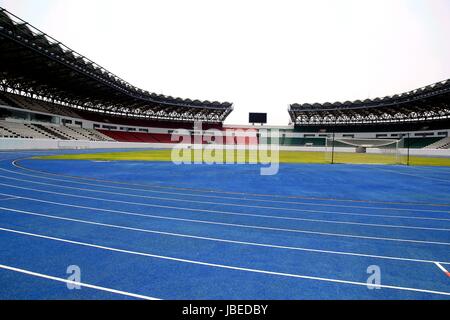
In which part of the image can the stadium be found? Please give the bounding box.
[0,4,450,302]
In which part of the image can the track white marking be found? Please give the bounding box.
[0,264,159,300]
[434,262,450,277]
[377,168,450,183]
[0,205,448,265]
[409,166,450,175]
[2,169,450,218]
[0,178,449,232]
[0,190,449,246]
[0,168,450,217]
[1,227,449,297]
[11,159,450,208]
[0,197,19,201]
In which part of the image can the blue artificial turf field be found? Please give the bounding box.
[0,149,449,300]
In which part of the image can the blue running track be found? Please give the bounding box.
[0,149,449,300]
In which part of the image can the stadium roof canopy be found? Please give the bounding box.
[0,7,233,123]
[289,79,450,125]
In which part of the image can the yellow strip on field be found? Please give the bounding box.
[34,150,450,166]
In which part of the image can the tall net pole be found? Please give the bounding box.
[331,117,337,165]
[331,131,336,164]
[407,133,411,166]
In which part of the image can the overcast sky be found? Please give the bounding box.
[1,0,449,125]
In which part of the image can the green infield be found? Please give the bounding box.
[34,149,450,166]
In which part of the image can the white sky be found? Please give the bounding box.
[1,0,449,125]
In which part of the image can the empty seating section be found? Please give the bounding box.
[1,119,448,148]
[94,130,450,148]
[56,126,96,140]
[440,140,450,149]
[0,121,115,141]
[98,130,173,143]
[222,129,258,145]
[26,124,59,139]
[0,121,51,139]
[0,124,19,138]
[38,125,117,141]
[62,126,92,140]
[425,137,450,149]
[122,132,159,143]
[151,133,174,143]
[33,124,71,140]
[99,129,258,145]
[85,129,116,142]
[98,130,139,142]
[0,93,225,131]
[69,127,116,142]
[1,93,449,148]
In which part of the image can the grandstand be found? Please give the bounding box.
[0,5,237,149]
[289,80,450,150]
[0,7,233,133]
[0,3,448,153]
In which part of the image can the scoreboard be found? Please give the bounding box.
[249,113,267,124]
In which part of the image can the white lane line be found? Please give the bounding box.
[0,179,449,232]
[3,167,450,215]
[0,264,159,300]
[377,168,450,183]
[10,159,450,208]
[0,191,449,246]
[1,226,449,297]
[0,205,448,265]
[409,167,450,175]
[434,262,450,277]
[2,170,450,218]
[2,173,449,224]
[0,197,19,201]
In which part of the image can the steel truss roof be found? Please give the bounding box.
[289,80,450,125]
[0,7,233,123]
